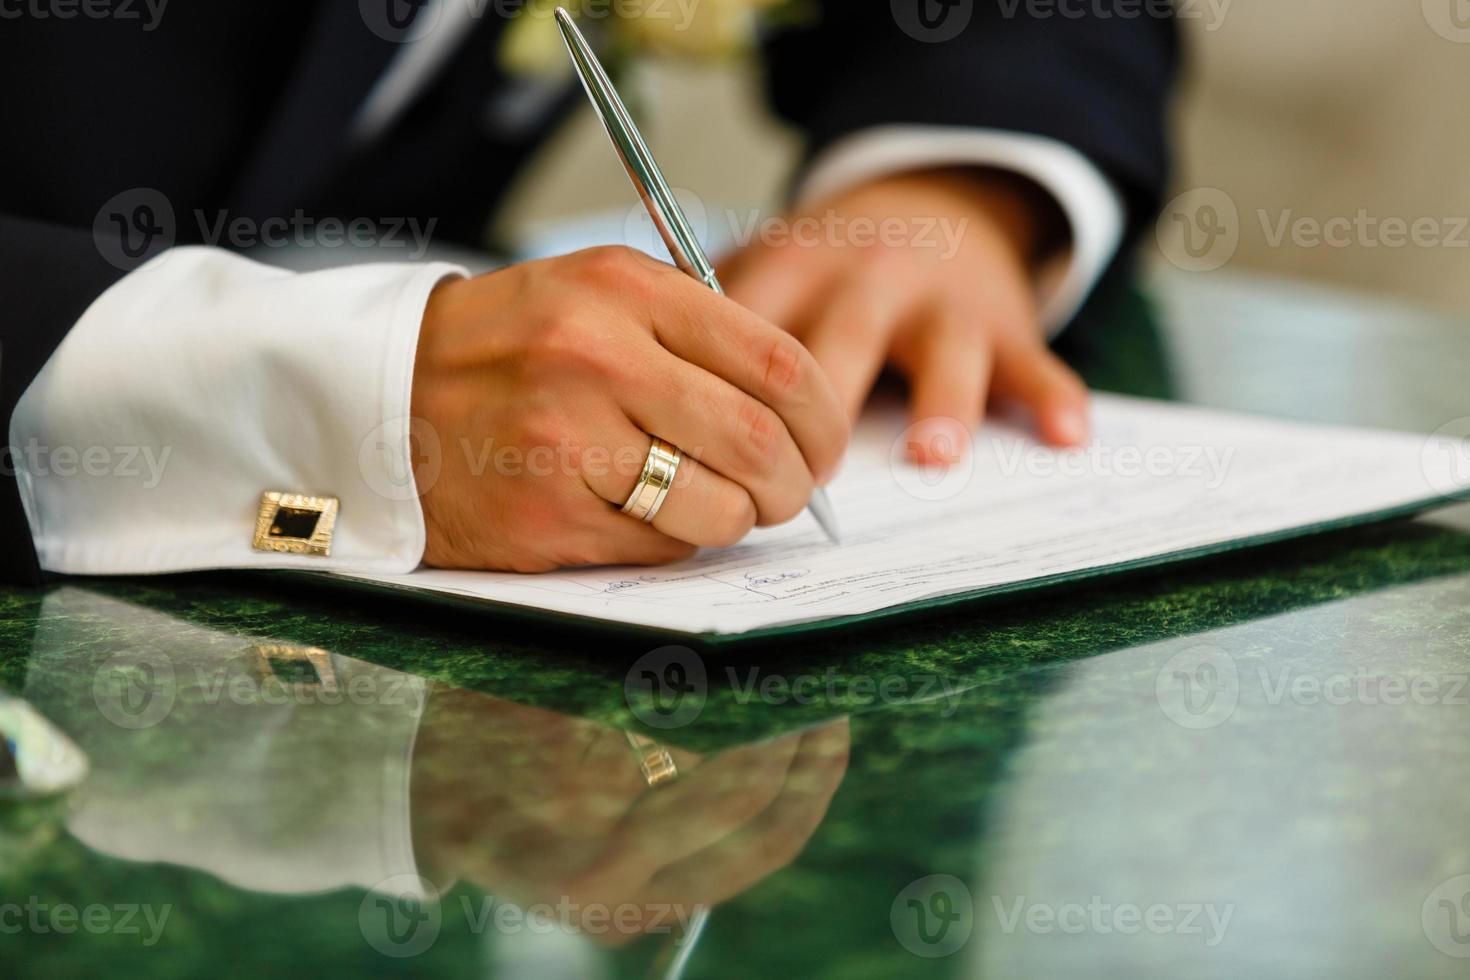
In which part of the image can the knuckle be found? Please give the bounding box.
[527,309,585,356]
[528,313,620,380]
[575,245,649,288]
[733,397,783,469]
[852,241,905,275]
[517,410,570,455]
[758,333,806,400]
[569,244,672,310]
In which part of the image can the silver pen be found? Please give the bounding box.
[554,7,842,544]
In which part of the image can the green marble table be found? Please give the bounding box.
[4,270,1470,979]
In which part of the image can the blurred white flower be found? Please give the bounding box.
[498,0,573,80]
[498,0,792,80]
[618,0,787,59]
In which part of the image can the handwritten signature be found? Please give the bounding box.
[743,569,810,594]
[603,575,660,593]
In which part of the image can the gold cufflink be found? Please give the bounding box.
[252,643,338,694]
[253,492,338,557]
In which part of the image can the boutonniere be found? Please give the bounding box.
[498,0,803,81]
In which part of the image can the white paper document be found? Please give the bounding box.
[336,395,1468,638]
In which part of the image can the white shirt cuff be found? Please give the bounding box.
[9,247,466,575]
[794,125,1126,338]
[35,587,430,897]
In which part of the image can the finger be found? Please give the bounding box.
[902,309,992,464]
[720,244,833,334]
[551,482,700,566]
[582,732,804,894]
[641,719,850,907]
[574,511,701,566]
[508,506,697,568]
[990,338,1091,446]
[801,266,916,420]
[579,412,760,548]
[642,273,849,485]
[581,725,704,797]
[647,456,760,546]
[620,346,816,527]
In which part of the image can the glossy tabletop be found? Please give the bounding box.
[4,268,1470,979]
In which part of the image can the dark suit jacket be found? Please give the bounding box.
[0,1,1177,584]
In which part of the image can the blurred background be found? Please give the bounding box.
[498,1,1470,314]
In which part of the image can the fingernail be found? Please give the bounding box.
[908,417,969,465]
[1054,406,1090,445]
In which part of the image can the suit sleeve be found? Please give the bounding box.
[760,3,1178,243]
[0,217,130,584]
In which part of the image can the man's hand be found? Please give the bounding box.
[412,246,848,572]
[410,684,851,943]
[720,168,1090,465]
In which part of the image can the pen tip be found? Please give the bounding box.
[808,489,843,544]
[554,6,572,26]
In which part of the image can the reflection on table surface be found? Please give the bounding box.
[3,502,1469,978]
[9,586,851,978]
[3,274,1470,978]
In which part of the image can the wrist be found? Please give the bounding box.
[835,166,1067,271]
[947,166,1069,267]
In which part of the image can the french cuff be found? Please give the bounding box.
[794,125,1126,338]
[9,247,466,575]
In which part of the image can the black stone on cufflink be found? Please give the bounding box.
[253,492,338,557]
[271,507,322,540]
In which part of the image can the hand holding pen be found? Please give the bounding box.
[555,7,843,541]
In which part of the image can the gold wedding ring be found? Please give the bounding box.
[621,438,681,523]
[625,731,679,788]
